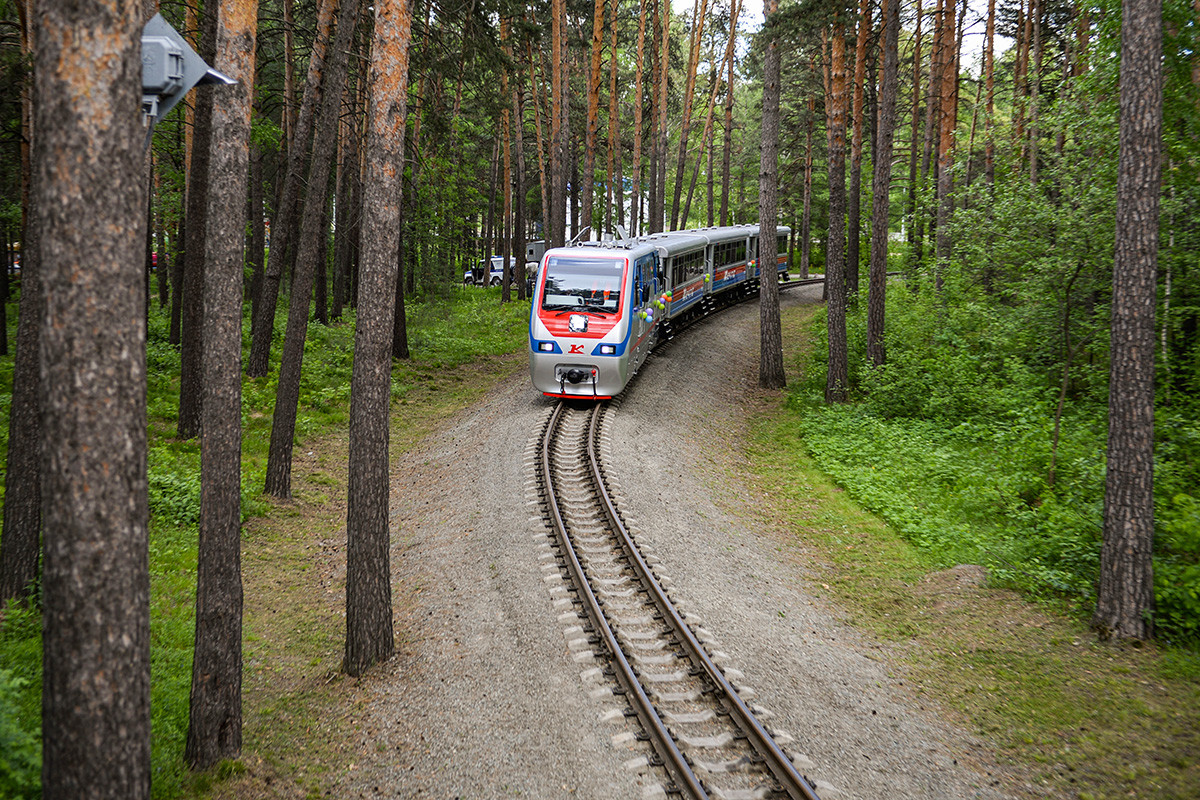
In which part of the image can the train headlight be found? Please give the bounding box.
[538,342,556,352]
[598,344,616,355]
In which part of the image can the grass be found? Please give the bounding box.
[742,301,1200,800]
[0,282,531,799]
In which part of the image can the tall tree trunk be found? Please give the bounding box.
[868,0,900,366]
[630,0,648,235]
[719,14,736,227]
[247,0,338,377]
[346,0,414,677]
[157,169,171,309]
[1013,0,1031,170]
[683,25,737,229]
[915,0,943,270]
[247,138,265,309]
[265,0,361,498]
[283,0,297,152]
[607,0,622,233]
[513,45,528,299]
[583,0,606,239]
[848,0,871,298]
[669,0,710,230]
[1094,0,1162,642]
[648,0,661,233]
[984,0,995,187]
[800,84,814,279]
[1029,0,1042,185]
[36,0,150,792]
[0,0,41,608]
[332,83,354,319]
[906,0,923,259]
[500,16,514,301]
[315,187,331,324]
[550,0,568,246]
[934,0,957,274]
[758,0,784,389]
[186,0,257,769]
[826,18,850,403]
[179,3,220,439]
[528,40,550,239]
[653,0,670,232]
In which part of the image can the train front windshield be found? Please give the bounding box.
[540,256,625,313]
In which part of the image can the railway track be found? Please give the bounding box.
[533,400,823,800]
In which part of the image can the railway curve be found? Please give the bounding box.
[534,399,825,800]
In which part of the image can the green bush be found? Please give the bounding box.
[0,604,41,800]
[793,272,1200,642]
[0,667,40,799]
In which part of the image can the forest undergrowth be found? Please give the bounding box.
[793,275,1200,647]
[0,283,531,799]
[764,299,1200,800]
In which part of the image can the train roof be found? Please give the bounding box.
[543,224,794,261]
[542,240,657,260]
[639,231,710,256]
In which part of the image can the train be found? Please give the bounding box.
[528,224,791,399]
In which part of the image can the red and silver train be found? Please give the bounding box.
[528,224,791,399]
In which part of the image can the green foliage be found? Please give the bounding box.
[0,667,40,799]
[0,605,40,800]
[404,287,531,369]
[0,282,533,798]
[1156,494,1200,645]
[795,271,1200,644]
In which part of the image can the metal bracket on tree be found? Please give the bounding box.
[140,13,235,146]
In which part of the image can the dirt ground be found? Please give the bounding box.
[278,285,1029,800]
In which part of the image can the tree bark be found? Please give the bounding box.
[265,0,361,498]
[826,18,850,403]
[868,0,900,367]
[800,84,814,280]
[35,0,151,792]
[607,0,623,233]
[513,47,528,300]
[653,0,670,232]
[670,0,710,230]
[848,0,871,298]
[179,3,220,439]
[550,0,568,246]
[501,16,514,301]
[1094,0,1162,642]
[247,138,265,309]
[247,0,339,377]
[934,0,957,274]
[186,0,258,770]
[157,169,171,309]
[0,0,42,608]
[758,0,785,389]
[631,0,648,236]
[583,0,606,240]
[906,0,923,261]
[984,0,995,187]
[346,0,415,677]
[720,13,736,227]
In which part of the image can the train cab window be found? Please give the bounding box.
[541,256,625,313]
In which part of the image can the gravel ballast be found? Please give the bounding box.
[341,286,1019,799]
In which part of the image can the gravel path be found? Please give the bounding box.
[339,286,1019,799]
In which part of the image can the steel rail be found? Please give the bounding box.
[540,401,709,799]
[585,405,823,800]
